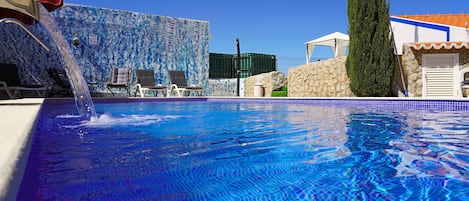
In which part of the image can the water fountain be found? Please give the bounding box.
[38,5,97,120]
[0,0,97,120]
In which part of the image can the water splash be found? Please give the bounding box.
[57,113,182,128]
[82,113,182,127]
[38,5,97,120]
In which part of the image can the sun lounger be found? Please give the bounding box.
[46,68,72,97]
[107,67,131,96]
[0,63,46,99]
[168,70,203,97]
[134,69,167,97]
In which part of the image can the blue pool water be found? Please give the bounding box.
[17,99,469,200]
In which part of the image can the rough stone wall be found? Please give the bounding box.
[401,44,423,97]
[245,71,287,97]
[460,48,469,64]
[459,48,469,74]
[288,57,353,97]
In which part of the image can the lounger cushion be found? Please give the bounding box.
[113,68,129,85]
[0,63,22,86]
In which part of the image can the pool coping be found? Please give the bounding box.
[0,98,43,201]
[1,96,468,199]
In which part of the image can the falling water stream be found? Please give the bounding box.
[39,5,97,120]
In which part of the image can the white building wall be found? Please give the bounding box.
[391,21,417,54]
[391,17,448,54]
[416,26,447,42]
[450,27,469,41]
[391,16,469,55]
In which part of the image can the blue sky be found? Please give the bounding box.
[65,0,469,74]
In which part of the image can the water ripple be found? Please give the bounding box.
[18,101,469,200]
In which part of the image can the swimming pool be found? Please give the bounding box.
[17,98,469,200]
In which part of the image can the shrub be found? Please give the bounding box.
[271,86,287,97]
[346,0,396,96]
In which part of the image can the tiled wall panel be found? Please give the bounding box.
[0,4,210,94]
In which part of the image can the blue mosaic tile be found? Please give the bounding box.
[0,4,210,94]
[205,98,469,111]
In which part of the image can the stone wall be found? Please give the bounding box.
[401,44,422,97]
[288,57,353,97]
[245,71,287,97]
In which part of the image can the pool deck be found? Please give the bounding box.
[0,98,43,201]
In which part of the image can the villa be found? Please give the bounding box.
[391,14,469,98]
[288,13,469,98]
[3,3,467,99]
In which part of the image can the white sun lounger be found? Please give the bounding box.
[168,70,203,97]
[0,63,46,99]
[134,69,167,97]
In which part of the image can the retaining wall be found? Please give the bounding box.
[288,57,353,97]
[244,71,287,97]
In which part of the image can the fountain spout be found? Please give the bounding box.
[0,18,49,51]
[0,0,63,50]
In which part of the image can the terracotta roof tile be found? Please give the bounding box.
[412,41,469,50]
[397,14,469,28]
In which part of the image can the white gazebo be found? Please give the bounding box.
[305,32,349,63]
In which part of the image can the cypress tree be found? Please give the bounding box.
[346,0,396,97]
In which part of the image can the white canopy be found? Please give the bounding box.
[305,32,349,63]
